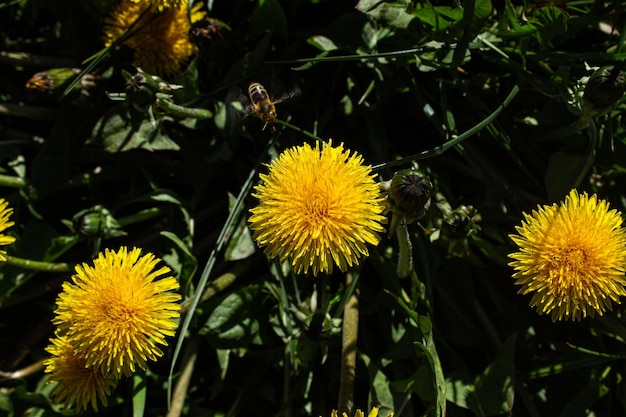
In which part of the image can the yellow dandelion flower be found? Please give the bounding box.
[249,141,386,276]
[508,189,626,321]
[103,0,206,77]
[130,0,183,12]
[328,408,394,417]
[0,199,15,261]
[44,335,117,412]
[52,247,181,376]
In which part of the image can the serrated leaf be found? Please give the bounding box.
[355,0,416,29]
[90,106,180,152]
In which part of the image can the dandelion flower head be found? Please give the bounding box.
[52,247,181,376]
[44,335,117,411]
[509,189,626,321]
[103,0,206,77]
[328,408,394,417]
[249,140,386,276]
[130,0,183,12]
[0,198,15,261]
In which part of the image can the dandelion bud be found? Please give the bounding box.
[123,70,161,113]
[581,66,625,118]
[71,205,125,239]
[441,205,480,240]
[387,169,432,224]
[25,68,76,95]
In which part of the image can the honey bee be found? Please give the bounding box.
[227,82,299,133]
[248,82,279,133]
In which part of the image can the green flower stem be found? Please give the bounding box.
[396,221,413,278]
[166,335,200,417]
[157,99,213,120]
[276,119,324,142]
[0,51,76,68]
[338,272,359,415]
[0,102,61,120]
[0,358,44,379]
[4,255,71,272]
[0,174,27,189]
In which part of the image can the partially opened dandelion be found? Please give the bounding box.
[52,247,181,376]
[328,408,394,417]
[249,141,386,276]
[44,335,118,411]
[508,189,626,321]
[0,198,15,261]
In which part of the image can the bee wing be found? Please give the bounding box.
[272,84,301,106]
[225,85,252,126]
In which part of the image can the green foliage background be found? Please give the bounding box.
[1,0,626,416]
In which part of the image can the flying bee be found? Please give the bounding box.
[227,82,299,133]
[248,82,279,132]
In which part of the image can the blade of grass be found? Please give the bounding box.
[167,133,278,405]
[371,84,520,172]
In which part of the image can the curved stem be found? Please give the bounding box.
[371,84,520,172]
[158,99,213,120]
[165,336,200,417]
[0,174,27,189]
[276,119,324,142]
[0,358,45,380]
[4,255,71,272]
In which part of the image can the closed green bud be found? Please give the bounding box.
[70,205,126,239]
[382,169,432,238]
[124,70,162,114]
[582,66,625,118]
[387,169,432,224]
[441,205,480,240]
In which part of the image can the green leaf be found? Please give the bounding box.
[362,352,395,413]
[412,4,463,32]
[249,0,287,42]
[199,286,262,349]
[414,329,446,417]
[90,106,180,152]
[225,193,256,261]
[224,220,255,261]
[532,6,569,46]
[545,145,595,201]
[355,0,416,29]
[161,231,198,286]
[307,35,339,52]
[463,334,516,416]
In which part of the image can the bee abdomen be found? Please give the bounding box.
[248,82,270,102]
